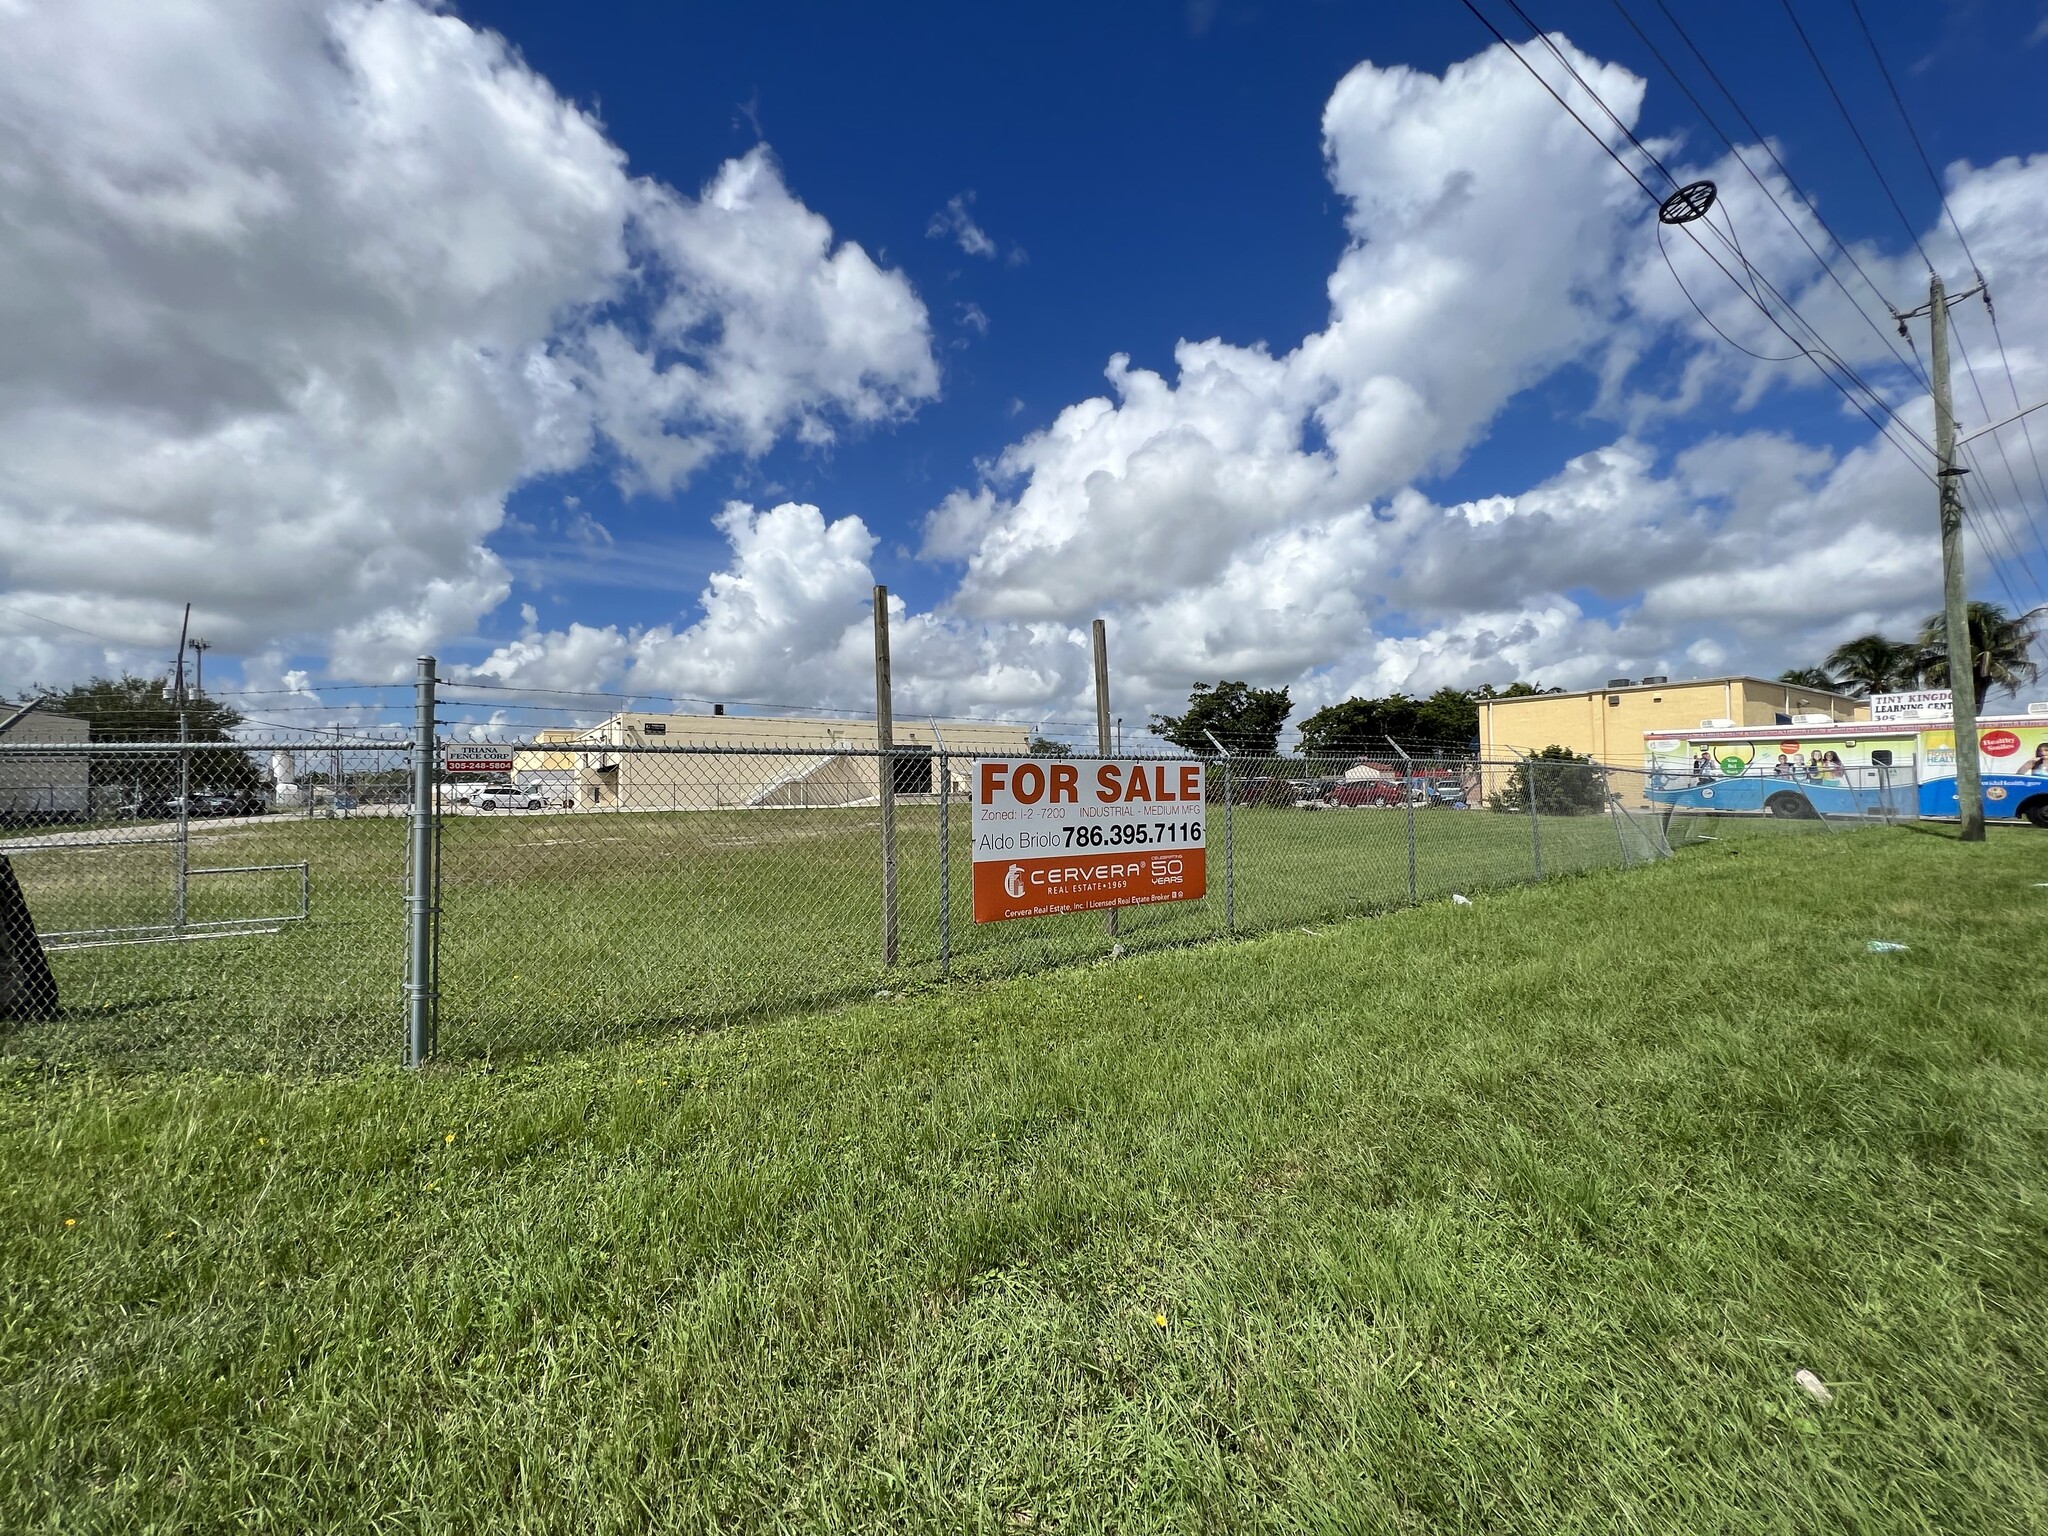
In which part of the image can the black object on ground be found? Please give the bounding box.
[0,855,59,1022]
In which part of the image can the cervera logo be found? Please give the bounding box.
[1003,864,1025,899]
[1035,861,1145,885]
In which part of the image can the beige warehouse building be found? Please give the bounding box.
[517,712,1032,811]
[1479,675,1867,768]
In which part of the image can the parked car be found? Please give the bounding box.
[1326,779,1409,808]
[1231,776,1301,808]
[473,787,543,811]
[156,793,235,818]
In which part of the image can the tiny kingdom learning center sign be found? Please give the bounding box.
[970,757,1207,922]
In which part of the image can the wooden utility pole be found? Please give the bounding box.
[1928,272,1986,841]
[172,603,191,705]
[874,585,898,964]
[1092,619,1117,940]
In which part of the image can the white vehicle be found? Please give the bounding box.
[472,786,543,811]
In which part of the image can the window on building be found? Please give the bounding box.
[1871,749,1893,767]
[1607,695,1620,707]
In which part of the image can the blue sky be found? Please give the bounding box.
[479,0,2043,631]
[2,0,2045,735]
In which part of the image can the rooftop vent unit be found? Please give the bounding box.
[2029,701,2048,716]
[1699,717,1737,729]
[1790,713,1833,726]
[1641,675,1668,685]
[1606,677,1633,688]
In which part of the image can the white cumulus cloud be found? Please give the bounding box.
[0,0,936,685]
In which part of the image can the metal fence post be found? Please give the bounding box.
[173,713,189,937]
[933,726,951,979]
[1205,730,1234,936]
[1523,751,1543,879]
[1386,736,1417,903]
[405,656,438,1069]
[1094,619,1117,944]
[873,587,898,967]
[1604,766,1630,868]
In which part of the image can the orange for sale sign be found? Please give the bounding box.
[970,757,1207,922]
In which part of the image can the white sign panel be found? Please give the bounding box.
[970,758,1207,922]
[1869,689,1952,722]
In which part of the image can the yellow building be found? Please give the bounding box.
[552,712,1031,810]
[1478,675,1867,768]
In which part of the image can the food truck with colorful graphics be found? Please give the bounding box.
[1642,709,2048,826]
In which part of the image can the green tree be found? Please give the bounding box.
[44,675,258,795]
[1152,681,1292,758]
[1300,682,1549,759]
[1297,695,1419,757]
[1026,736,1071,756]
[1915,602,2044,710]
[1820,634,1919,697]
[1777,667,1839,690]
[1488,745,1609,816]
[44,675,243,741]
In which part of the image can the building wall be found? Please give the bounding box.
[1480,678,1868,767]
[559,714,1033,810]
[512,727,585,781]
[1734,680,1866,727]
[0,707,90,822]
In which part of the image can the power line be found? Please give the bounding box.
[1488,0,1939,463]
[1951,324,2048,573]
[1655,221,1800,362]
[1454,0,1936,481]
[1775,0,1935,272]
[1775,0,2048,578]
[1840,0,2048,569]
[1608,0,1931,398]
[1956,471,2036,616]
[0,603,155,648]
[1646,0,1920,353]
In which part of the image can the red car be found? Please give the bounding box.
[1326,779,1408,807]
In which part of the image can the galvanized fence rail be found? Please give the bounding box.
[0,703,1906,1072]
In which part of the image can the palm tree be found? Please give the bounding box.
[1821,633,1920,697]
[1916,602,2044,710]
[1777,667,1838,690]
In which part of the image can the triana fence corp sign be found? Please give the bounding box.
[1869,689,1953,722]
[970,758,1206,922]
[443,752,514,774]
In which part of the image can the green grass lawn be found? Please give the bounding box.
[2,827,2044,1532]
[3,801,1653,1071]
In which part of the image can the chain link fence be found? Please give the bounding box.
[0,739,409,1070]
[1653,761,1922,848]
[0,725,1909,1072]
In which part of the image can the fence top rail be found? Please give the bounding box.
[0,738,1702,780]
[0,739,409,754]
